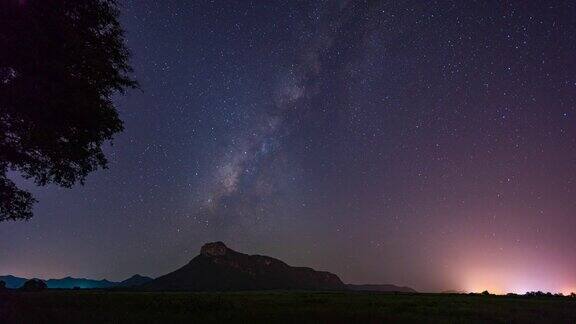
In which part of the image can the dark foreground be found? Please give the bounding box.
[1,291,575,323]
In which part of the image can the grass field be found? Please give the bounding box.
[1,290,575,323]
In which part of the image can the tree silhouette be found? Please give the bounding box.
[21,279,47,291]
[0,280,6,290]
[0,0,137,221]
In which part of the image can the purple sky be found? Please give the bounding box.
[2,0,576,293]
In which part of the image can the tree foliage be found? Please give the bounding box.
[21,279,47,291]
[0,0,137,221]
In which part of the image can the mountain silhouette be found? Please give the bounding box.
[1,244,417,292]
[117,274,153,287]
[45,277,117,289]
[0,275,27,289]
[142,242,345,291]
[0,274,153,289]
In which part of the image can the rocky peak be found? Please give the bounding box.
[142,241,347,291]
[200,241,228,257]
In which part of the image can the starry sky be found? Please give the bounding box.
[2,0,576,294]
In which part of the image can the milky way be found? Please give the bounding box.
[2,1,576,293]
[200,1,364,229]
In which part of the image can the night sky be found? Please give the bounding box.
[2,0,576,294]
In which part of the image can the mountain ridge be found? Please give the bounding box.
[142,241,346,291]
[2,243,417,293]
[0,274,153,289]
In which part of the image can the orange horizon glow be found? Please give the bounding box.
[456,264,576,295]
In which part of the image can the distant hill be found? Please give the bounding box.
[0,275,28,289]
[347,284,417,293]
[45,277,117,289]
[117,274,153,287]
[0,274,153,289]
[142,242,346,291]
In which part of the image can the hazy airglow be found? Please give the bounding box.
[455,254,575,295]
